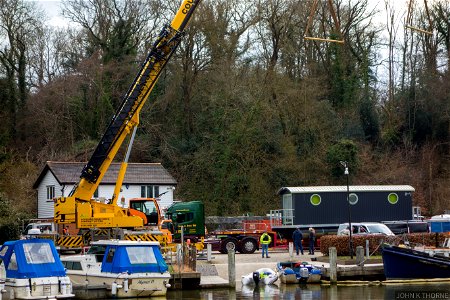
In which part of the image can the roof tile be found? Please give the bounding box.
[44,161,177,185]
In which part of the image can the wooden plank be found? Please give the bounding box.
[304,36,344,44]
[405,25,433,35]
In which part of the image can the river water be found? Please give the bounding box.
[166,283,450,299]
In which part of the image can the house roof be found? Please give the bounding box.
[33,161,177,189]
[278,185,415,195]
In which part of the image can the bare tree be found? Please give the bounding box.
[61,0,164,62]
[0,0,44,140]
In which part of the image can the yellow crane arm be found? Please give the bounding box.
[54,0,201,227]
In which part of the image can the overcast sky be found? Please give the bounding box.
[33,0,412,28]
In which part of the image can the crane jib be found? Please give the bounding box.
[55,0,201,230]
[80,30,187,184]
[77,1,201,188]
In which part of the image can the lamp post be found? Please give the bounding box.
[340,161,353,259]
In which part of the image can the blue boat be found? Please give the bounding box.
[0,239,74,299]
[60,240,171,298]
[276,261,322,284]
[382,244,450,279]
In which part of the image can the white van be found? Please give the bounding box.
[22,222,56,235]
[337,222,394,236]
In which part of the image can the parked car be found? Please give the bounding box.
[337,222,395,236]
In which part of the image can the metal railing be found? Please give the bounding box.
[269,209,294,227]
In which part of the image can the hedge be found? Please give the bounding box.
[319,233,447,256]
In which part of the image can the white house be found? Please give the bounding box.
[33,161,177,219]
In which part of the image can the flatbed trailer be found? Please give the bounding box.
[206,228,288,254]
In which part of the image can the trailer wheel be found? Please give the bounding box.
[239,238,257,254]
[220,237,238,254]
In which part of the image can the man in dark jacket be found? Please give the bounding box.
[292,227,304,255]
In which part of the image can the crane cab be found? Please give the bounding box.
[128,198,161,226]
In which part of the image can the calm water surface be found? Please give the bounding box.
[166,283,450,299]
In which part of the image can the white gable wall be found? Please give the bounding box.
[37,170,174,219]
[37,172,62,219]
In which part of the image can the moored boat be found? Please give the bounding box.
[60,240,171,298]
[382,214,450,280]
[241,268,278,285]
[0,239,74,300]
[276,261,322,284]
[382,243,450,280]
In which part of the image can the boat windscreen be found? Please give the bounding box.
[23,243,55,264]
[126,246,157,264]
[87,245,106,255]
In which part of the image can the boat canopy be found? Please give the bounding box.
[0,239,66,279]
[99,243,168,274]
[429,215,450,233]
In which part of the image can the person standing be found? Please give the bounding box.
[308,227,316,255]
[260,231,272,258]
[292,227,304,255]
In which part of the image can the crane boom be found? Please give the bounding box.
[54,0,201,228]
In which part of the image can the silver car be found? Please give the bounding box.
[337,222,395,236]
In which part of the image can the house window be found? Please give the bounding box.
[62,261,82,271]
[106,248,115,263]
[310,194,321,206]
[388,193,399,204]
[46,186,55,200]
[141,185,160,198]
[349,193,359,205]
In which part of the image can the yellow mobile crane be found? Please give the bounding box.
[54,0,201,235]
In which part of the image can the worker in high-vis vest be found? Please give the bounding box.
[260,230,272,258]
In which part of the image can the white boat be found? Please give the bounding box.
[241,268,278,285]
[60,240,171,298]
[0,239,74,299]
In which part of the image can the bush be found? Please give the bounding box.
[319,233,447,256]
[0,222,22,244]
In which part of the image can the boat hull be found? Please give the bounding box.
[241,268,278,285]
[382,245,450,280]
[276,262,322,284]
[279,273,298,284]
[68,273,171,298]
[1,277,74,300]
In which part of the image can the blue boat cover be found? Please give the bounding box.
[0,239,66,279]
[100,244,168,274]
[430,221,450,233]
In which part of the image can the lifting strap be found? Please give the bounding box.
[304,0,344,44]
[406,0,433,35]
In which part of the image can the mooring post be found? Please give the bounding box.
[176,244,182,267]
[356,246,364,266]
[189,245,197,271]
[228,249,236,288]
[365,240,369,260]
[207,243,212,262]
[289,242,293,260]
[329,247,337,284]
